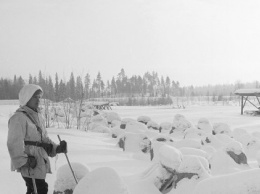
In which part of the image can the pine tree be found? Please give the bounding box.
[84,73,91,99]
[111,77,117,96]
[69,72,75,100]
[76,76,83,100]
[55,73,59,102]
[96,72,102,97]
[47,76,55,101]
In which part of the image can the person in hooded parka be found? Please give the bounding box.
[7,84,67,194]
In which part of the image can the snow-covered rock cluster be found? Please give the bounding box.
[112,113,260,193]
[54,110,260,194]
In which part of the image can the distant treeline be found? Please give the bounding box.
[0,68,259,104]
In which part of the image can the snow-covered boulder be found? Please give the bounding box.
[103,111,121,125]
[127,179,161,194]
[159,122,173,133]
[201,145,216,158]
[80,109,93,118]
[243,137,260,160]
[256,151,260,167]
[88,123,111,133]
[179,147,209,159]
[171,114,192,133]
[117,132,153,160]
[111,125,126,138]
[193,169,260,194]
[212,122,232,136]
[53,163,90,194]
[196,118,213,135]
[137,115,151,125]
[144,130,162,139]
[137,145,211,194]
[110,119,121,128]
[120,118,136,129]
[156,145,183,171]
[215,133,234,144]
[153,145,183,192]
[183,127,203,140]
[232,128,250,141]
[147,120,160,131]
[209,141,250,175]
[90,114,108,127]
[125,120,148,133]
[167,155,211,194]
[201,134,224,149]
[173,139,202,149]
[251,131,260,139]
[73,167,129,194]
[152,135,174,143]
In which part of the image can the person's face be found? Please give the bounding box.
[26,90,43,110]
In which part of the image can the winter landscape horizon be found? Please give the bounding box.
[1,0,260,193]
[1,99,260,193]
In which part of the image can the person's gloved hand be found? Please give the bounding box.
[25,155,37,169]
[41,143,53,156]
[56,140,67,154]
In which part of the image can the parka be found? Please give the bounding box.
[7,105,58,179]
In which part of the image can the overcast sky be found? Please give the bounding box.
[0,0,260,86]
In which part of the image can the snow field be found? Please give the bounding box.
[2,104,260,194]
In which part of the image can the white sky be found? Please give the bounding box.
[1,0,260,86]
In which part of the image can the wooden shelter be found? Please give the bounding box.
[93,101,112,110]
[234,89,260,115]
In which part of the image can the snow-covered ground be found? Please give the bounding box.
[1,103,260,193]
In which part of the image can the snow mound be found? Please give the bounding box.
[103,111,121,123]
[184,127,203,140]
[251,131,260,139]
[91,114,108,126]
[173,139,202,149]
[89,123,111,133]
[127,179,161,194]
[120,118,136,129]
[172,114,192,132]
[73,167,129,194]
[152,134,174,143]
[137,115,151,125]
[194,169,260,194]
[213,122,232,136]
[215,133,234,144]
[117,132,152,155]
[225,141,244,155]
[158,145,183,170]
[111,125,125,138]
[159,122,172,132]
[54,162,90,193]
[147,120,160,131]
[197,118,213,134]
[179,147,208,159]
[201,135,224,149]
[256,151,260,167]
[111,119,121,127]
[169,155,211,194]
[125,120,148,133]
[209,142,250,175]
[232,128,250,141]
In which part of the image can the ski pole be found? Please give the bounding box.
[57,135,78,184]
[32,178,38,194]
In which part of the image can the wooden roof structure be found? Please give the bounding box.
[234,89,260,114]
[85,101,112,110]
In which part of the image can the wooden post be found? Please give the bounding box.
[241,96,243,115]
